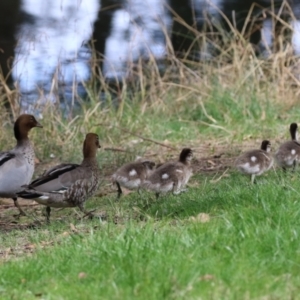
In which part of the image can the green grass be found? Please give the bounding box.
[2,41,300,299]
[2,170,300,299]
[0,75,299,164]
[1,85,300,298]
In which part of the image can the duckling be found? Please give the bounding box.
[0,114,42,216]
[235,140,273,184]
[143,148,193,198]
[111,158,155,199]
[275,123,300,171]
[17,133,101,222]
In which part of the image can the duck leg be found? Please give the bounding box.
[78,203,95,219]
[172,180,181,195]
[12,197,26,217]
[250,174,256,184]
[116,182,122,200]
[293,160,297,172]
[46,206,51,223]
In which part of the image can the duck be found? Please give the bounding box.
[235,140,273,184]
[111,158,156,199]
[143,148,193,198]
[17,133,101,222]
[274,123,300,171]
[0,114,42,216]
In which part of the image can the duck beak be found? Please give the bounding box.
[35,121,43,128]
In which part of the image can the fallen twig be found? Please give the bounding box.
[97,123,178,150]
[103,147,132,153]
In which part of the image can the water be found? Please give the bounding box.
[12,0,99,113]
[1,0,300,112]
[103,0,172,79]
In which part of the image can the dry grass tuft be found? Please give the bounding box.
[0,13,300,166]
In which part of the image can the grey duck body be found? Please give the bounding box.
[143,148,193,197]
[275,123,300,170]
[0,114,42,215]
[17,133,102,221]
[235,140,273,183]
[111,158,155,198]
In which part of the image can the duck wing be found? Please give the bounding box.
[0,152,15,167]
[29,163,81,192]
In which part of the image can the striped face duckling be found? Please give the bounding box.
[143,148,193,198]
[235,140,273,184]
[275,123,300,171]
[111,158,155,199]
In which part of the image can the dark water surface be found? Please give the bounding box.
[1,0,300,112]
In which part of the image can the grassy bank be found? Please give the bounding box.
[1,31,300,299]
[1,170,300,299]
